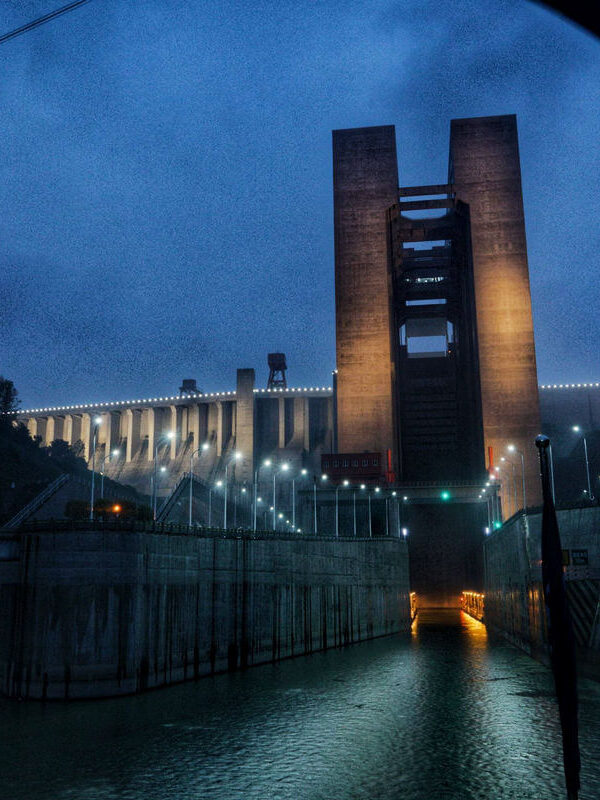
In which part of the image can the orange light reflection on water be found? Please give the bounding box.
[460,609,488,647]
[410,608,488,648]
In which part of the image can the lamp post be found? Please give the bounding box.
[151,466,167,519]
[391,491,399,537]
[253,459,272,532]
[269,461,289,531]
[239,486,247,528]
[360,484,372,538]
[319,474,328,534]
[223,451,242,530]
[292,468,308,531]
[492,483,500,525]
[152,431,175,521]
[334,480,349,538]
[510,461,517,514]
[498,461,516,518]
[188,441,210,526]
[385,496,389,537]
[495,465,505,517]
[89,415,103,521]
[572,426,594,500]
[484,481,497,526]
[215,480,224,526]
[481,488,491,529]
[507,444,527,510]
[255,496,263,528]
[100,448,120,501]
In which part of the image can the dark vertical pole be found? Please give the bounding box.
[535,435,580,800]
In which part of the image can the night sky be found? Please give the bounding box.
[1,0,599,410]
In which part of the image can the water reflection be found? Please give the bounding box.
[1,612,600,799]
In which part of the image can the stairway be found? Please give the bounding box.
[2,473,70,529]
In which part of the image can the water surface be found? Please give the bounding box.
[2,609,599,799]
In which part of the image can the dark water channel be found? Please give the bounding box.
[2,609,600,799]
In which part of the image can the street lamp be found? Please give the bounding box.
[252,458,272,532]
[335,480,349,538]
[151,466,168,519]
[269,461,289,531]
[208,484,214,526]
[498,459,517,518]
[223,451,242,529]
[292,468,308,531]
[188,441,210,526]
[89,415,103,521]
[214,480,224,526]
[391,490,400,537]
[237,486,247,528]
[255,496,263,528]
[99,448,120,501]
[481,486,491,529]
[572,426,594,500]
[507,444,527,510]
[374,486,382,536]
[360,484,372,538]
[153,431,174,520]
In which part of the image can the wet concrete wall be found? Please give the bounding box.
[0,526,411,699]
[484,506,600,676]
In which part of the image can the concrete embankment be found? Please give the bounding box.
[484,506,600,677]
[0,522,411,699]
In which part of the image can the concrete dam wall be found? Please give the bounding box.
[484,506,600,677]
[0,523,411,700]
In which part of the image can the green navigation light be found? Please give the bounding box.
[441,491,451,501]
[493,521,502,530]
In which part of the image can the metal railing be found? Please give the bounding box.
[155,471,189,522]
[156,471,214,523]
[9,516,404,543]
[2,473,71,530]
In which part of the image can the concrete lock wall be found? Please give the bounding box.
[0,527,411,700]
[484,506,600,676]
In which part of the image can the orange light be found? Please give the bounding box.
[112,504,122,513]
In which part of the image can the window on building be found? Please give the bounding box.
[362,459,368,466]
[333,460,339,467]
[406,298,447,306]
[352,459,358,467]
[401,317,452,359]
[372,458,379,466]
[342,459,349,467]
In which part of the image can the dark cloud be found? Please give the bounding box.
[1,0,599,407]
